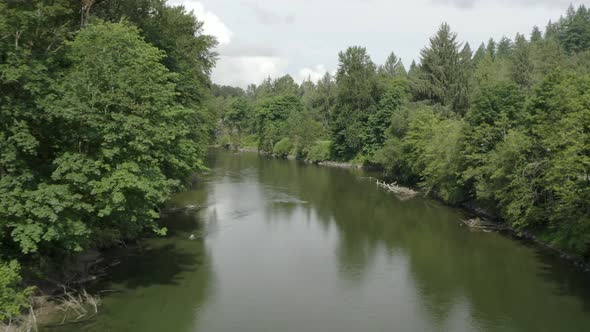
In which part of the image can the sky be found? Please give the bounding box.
[170,0,589,88]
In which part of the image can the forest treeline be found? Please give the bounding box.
[0,0,216,320]
[212,5,589,261]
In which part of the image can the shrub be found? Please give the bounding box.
[273,138,293,158]
[241,134,259,149]
[0,260,33,321]
[307,141,331,162]
[218,133,231,148]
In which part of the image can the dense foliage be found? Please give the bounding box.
[0,261,33,321]
[214,5,590,259]
[0,0,215,318]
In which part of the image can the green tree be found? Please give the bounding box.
[0,0,217,317]
[527,71,590,252]
[257,95,304,152]
[473,43,487,64]
[0,0,83,256]
[273,75,300,96]
[286,111,324,158]
[496,37,513,59]
[0,260,33,321]
[486,38,497,59]
[420,117,467,203]
[530,37,566,84]
[331,46,378,160]
[94,0,217,106]
[1,21,211,257]
[462,82,526,199]
[455,43,474,114]
[413,23,465,113]
[531,26,543,42]
[365,78,408,157]
[558,5,590,53]
[376,103,421,182]
[476,129,537,229]
[223,97,253,149]
[380,51,407,77]
[272,138,293,158]
[511,33,534,89]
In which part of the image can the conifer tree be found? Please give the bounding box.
[560,5,590,53]
[472,43,487,64]
[496,37,513,58]
[531,26,543,42]
[511,33,534,89]
[486,38,497,59]
[545,20,559,39]
[454,43,473,114]
[380,52,407,77]
[414,23,464,113]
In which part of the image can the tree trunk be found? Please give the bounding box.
[81,0,96,28]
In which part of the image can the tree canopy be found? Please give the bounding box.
[0,0,216,318]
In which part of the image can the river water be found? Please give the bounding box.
[46,150,590,332]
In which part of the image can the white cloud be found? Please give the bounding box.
[212,56,289,87]
[197,0,581,86]
[298,64,328,83]
[171,1,233,45]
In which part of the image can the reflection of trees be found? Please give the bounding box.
[217,150,590,331]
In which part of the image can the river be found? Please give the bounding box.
[46,150,590,331]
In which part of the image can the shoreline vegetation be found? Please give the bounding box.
[1,0,589,330]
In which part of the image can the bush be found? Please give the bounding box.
[0,261,33,321]
[273,138,293,158]
[307,141,331,162]
[350,153,368,166]
[374,137,414,182]
[218,133,231,148]
[241,134,259,149]
[419,117,467,204]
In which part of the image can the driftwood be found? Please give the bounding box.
[376,180,418,199]
[461,217,508,231]
[317,161,364,169]
[162,204,203,214]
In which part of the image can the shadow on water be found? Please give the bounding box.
[104,243,200,290]
[533,246,590,311]
[44,202,214,332]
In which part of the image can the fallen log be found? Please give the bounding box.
[461,217,509,231]
[376,180,418,199]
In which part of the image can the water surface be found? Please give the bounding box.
[46,150,590,331]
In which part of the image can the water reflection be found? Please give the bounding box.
[209,150,590,332]
[46,150,590,332]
